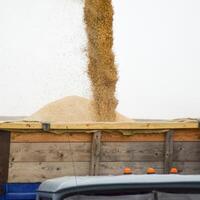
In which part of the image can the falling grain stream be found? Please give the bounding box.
[84,0,118,121]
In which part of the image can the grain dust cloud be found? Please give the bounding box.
[84,0,118,121]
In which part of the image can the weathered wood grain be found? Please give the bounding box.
[0,122,42,130]
[8,162,90,182]
[101,142,200,162]
[10,142,165,162]
[10,142,200,162]
[1,120,198,131]
[10,143,91,162]
[8,161,200,182]
[8,161,163,182]
[11,129,200,143]
[11,132,92,143]
[11,131,166,143]
[102,142,200,162]
[102,132,165,142]
[174,129,200,141]
[99,162,164,175]
[101,142,164,162]
[174,162,200,174]
[173,142,200,161]
[51,120,199,129]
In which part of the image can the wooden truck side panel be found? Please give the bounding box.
[7,128,200,182]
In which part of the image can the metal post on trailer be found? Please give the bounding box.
[164,130,174,174]
[90,131,102,176]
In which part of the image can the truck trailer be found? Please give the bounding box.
[0,119,200,199]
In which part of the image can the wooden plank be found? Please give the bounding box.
[174,162,200,174]
[103,129,200,142]
[99,162,164,175]
[9,162,163,183]
[102,132,165,142]
[8,162,90,182]
[100,161,200,175]
[11,131,165,142]
[8,161,200,182]
[90,131,101,175]
[101,142,200,162]
[10,142,164,163]
[50,120,199,130]
[174,129,200,141]
[0,131,10,183]
[9,161,163,182]
[11,132,92,143]
[10,141,200,162]
[10,143,91,162]
[101,142,164,162]
[1,119,198,130]
[0,122,42,130]
[164,130,174,173]
[11,129,200,143]
[173,142,200,162]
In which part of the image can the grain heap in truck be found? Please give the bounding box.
[26,96,130,123]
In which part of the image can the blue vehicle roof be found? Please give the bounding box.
[38,175,200,193]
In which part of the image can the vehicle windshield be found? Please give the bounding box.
[63,192,200,200]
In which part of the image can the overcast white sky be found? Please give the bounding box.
[0,0,200,119]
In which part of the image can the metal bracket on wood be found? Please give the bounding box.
[90,131,102,176]
[0,130,11,183]
[164,130,174,174]
[198,120,200,128]
[42,123,50,132]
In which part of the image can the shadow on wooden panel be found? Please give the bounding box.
[0,131,10,183]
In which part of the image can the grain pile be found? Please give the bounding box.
[84,0,118,121]
[26,96,130,123]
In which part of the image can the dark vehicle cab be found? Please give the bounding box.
[37,175,200,200]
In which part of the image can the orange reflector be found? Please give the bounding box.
[147,168,156,174]
[170,167,178,174]
[123,167,132,174]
